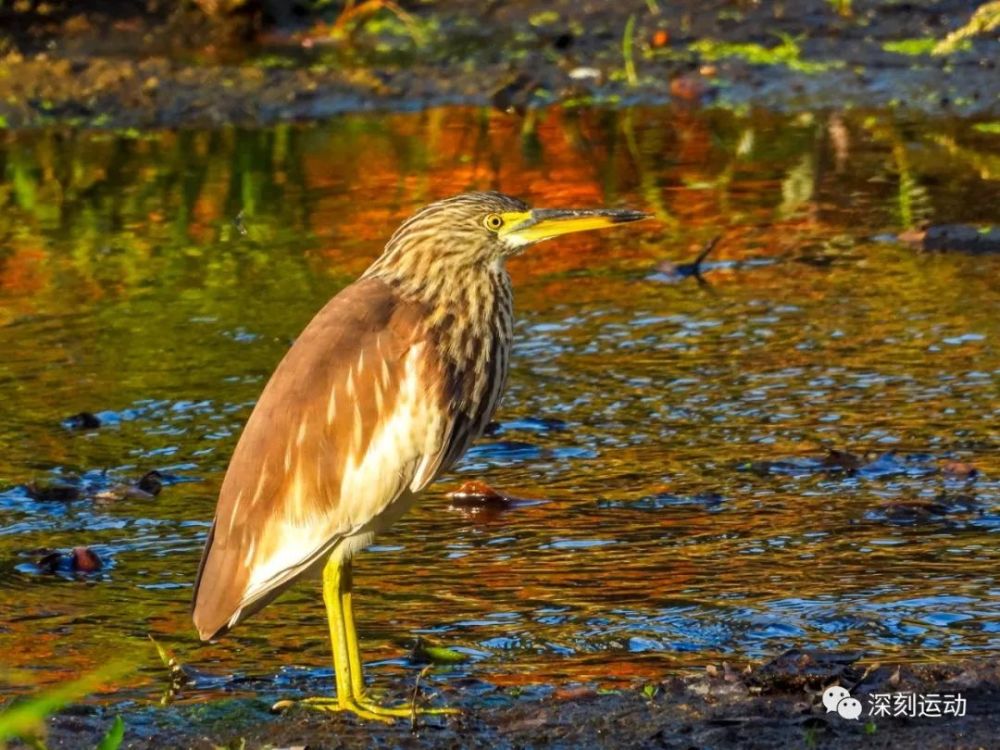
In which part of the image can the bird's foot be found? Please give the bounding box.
[272,696,395,723]
[357,696,460,719]
[271,695,459,723]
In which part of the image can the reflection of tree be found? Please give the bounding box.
[779,153,816,220]
[1,107,995,316]
[891,137,931,230]
[930,134,1000,182]
[621,109,675,226]
[861,120,932,230]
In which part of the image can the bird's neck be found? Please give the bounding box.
[369,260,514,413]
[373,261,511,343]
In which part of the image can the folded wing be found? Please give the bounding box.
[192,277,447,641]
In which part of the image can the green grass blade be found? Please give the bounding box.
[623,15,639,87]
[0,662,129,743]
[95,715,124,750]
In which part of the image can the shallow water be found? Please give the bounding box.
[0,106,997,702]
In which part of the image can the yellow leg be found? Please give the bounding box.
[326,556,351,702]
[339,559,458,718]
[341,560,367,698]
[272,553,458,722]
[272,554,393,722]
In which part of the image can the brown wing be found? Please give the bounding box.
[192,277,448,641]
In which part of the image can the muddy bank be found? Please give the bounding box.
[18,654,999,749]
[0,0,997,128]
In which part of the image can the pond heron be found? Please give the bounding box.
[192,192,647,721]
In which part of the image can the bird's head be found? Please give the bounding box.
[368,192,648,287]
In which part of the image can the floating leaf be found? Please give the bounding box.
[882,38,939,56]
[410,639,468,665]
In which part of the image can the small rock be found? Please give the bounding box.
[748,649,864,692]
[568,66,601,81]
[490,73,538,114]
[922,224,1000,254]
[137,470,164,496]
[669,73,706,102]
[72,546,102,572]
[65,411,101,430]
[821,449,863,471]
[35,546,102,574]
[26,481,80,502]
[877,501,950,521]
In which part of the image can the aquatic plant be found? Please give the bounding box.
[690,34,842,74]
[320,0,429,45]
[623,14,639,88]
[934,0,1000,54]
[825,0,852,17]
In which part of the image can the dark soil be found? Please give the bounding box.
[0,0,997,128]
[21,653,1000,749]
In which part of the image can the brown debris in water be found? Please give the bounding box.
[821,449,864,471]
[71,546,102,572]
[64,411,101,430]
[941,461,978,479]
[874,492,980,523]
[448,480,512,508]
[36,546,102,574]
[25,481,81,502]
[447,481,540,510]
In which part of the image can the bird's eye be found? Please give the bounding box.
[483,213,503,231]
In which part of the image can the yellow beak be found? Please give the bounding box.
[499,207,649,247]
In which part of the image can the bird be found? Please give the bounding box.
[192,191,647,721]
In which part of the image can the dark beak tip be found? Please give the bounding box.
[613,210,652,224]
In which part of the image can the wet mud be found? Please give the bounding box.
[0,0,998,128]
[22,654,1000,749]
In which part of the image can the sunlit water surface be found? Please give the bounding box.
[0,107,997,702]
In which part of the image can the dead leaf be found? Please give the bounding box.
[942,461,978,479]
[71,546,102,572]
[553,686,598,702]
[821,449,863,471]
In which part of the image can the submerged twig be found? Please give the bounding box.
[687,235,721,279]
[655,235,722,286]
[409,665,434,731]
